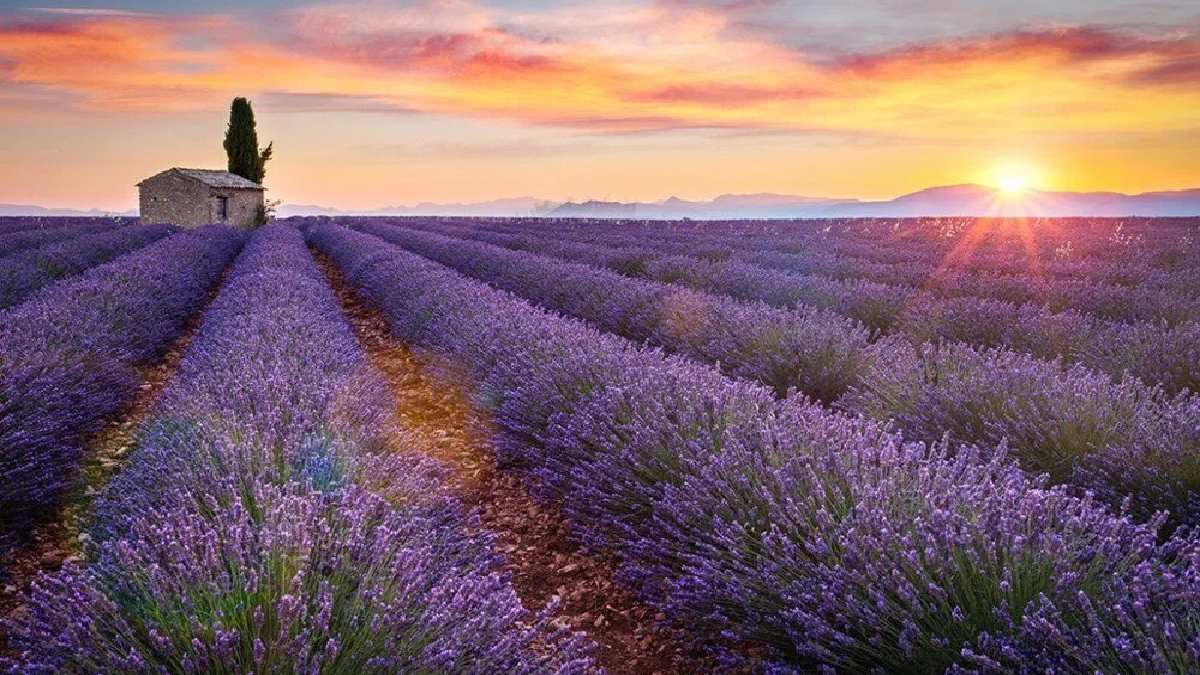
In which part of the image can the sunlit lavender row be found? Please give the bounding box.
[322,220,1197,525]
[392,219,1200,381]
[397,216,1200,327]
[307,221,1200,672]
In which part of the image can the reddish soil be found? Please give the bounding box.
[318,253,724,674]
[0,269,227,650]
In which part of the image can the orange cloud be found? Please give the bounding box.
[0,2,1197,140]
[0,13,238,110]
[624,82,822,105]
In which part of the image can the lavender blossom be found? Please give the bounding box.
[0,226,244,558]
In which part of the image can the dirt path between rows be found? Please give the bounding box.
[0,267,229,652]
[317,252,724,674]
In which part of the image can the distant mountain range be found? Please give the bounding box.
[0,203,136,217]
[274,198,558,218]
[548,185,1200,218]
[5,184,1200,220]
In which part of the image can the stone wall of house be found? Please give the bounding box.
[140,173,263,228]
[214,189,263,228]
[139,172,211,227]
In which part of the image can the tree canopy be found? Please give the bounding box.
[223,97,272,185]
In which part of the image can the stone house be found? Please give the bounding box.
[138,168,265,228]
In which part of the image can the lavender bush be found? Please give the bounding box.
[0,226,243,559]
[5,225,594,673]
[643,397,1177,672]
[309,223,1200,672]
[11,481,589,674]
[402,219,1200,392]
[840,339,1200,520]
[0,223,175,309]
[356,222,873,402]
[0,219,120,258]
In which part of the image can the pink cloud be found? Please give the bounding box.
[835,25,1200,83]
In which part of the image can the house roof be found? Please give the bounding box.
[139,168,264,190]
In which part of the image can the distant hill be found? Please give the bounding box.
[821,185,1200,218]
[551,194,862,218]
[276,197,557,218]
[0,203,136,217]
[550,185,1200,218]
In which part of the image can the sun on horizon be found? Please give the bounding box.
[987,161,1045,198]
[998,175,1029,195]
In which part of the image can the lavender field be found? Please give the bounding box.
[2,215,1199,673]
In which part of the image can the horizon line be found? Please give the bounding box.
[7,181,1200,215]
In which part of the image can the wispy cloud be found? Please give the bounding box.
[27,7,156,17]
[256,91,419,114]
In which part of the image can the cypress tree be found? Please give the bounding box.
[222,97,272,184]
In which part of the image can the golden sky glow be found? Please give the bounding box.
[0,1,1198,210]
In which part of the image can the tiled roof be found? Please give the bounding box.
[141,168,264,189]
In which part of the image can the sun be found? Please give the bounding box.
[998,174,1028,195]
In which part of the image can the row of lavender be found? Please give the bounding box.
[394,219,1200,395]
[0,227,243,559]
[0,216,134,237]
[415,217,1200,328]
[309,223,1199,673]
[485,216,1199,281]
[5,225,592,673]
[672,222,1195,305]
[614,219,1195,282]
[0,223,176,309]
[351,222,1200,526]
[0,219,124,258]
[557,221,1198,311]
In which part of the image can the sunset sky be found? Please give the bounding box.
[1,1,1198,211]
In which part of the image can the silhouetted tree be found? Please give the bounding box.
[223,97,272,184]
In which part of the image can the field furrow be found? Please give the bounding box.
[319,251,717,674]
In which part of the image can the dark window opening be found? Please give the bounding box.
[216,196,228,221]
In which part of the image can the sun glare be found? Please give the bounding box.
[998,175,1028,194]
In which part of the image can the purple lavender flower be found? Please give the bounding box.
[0,223,176,309]
[7,225,594,673]
[305,222,1200,672]
[0,226,244,558]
